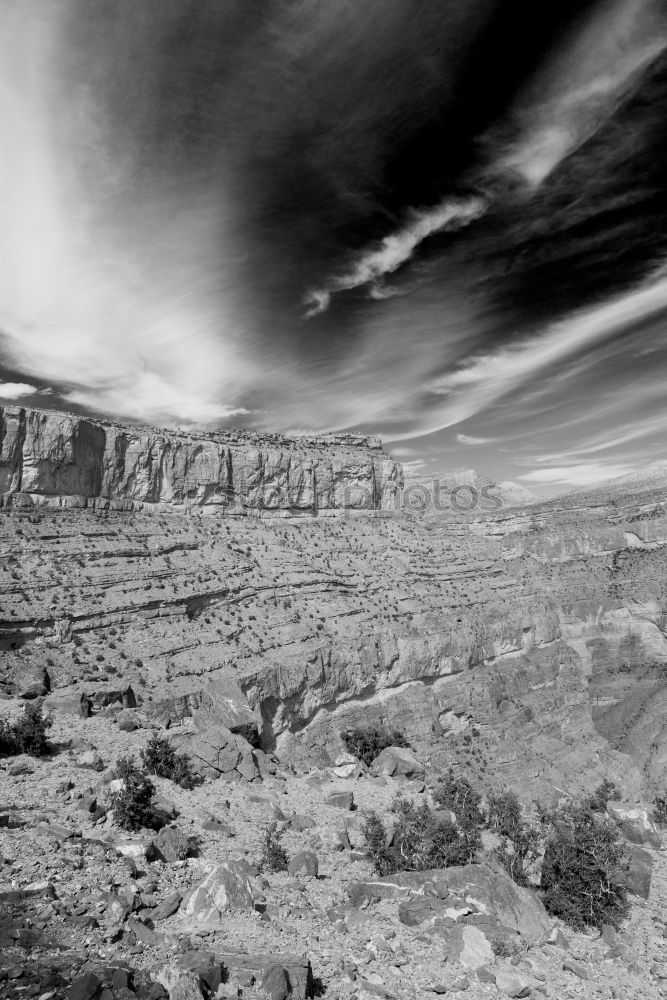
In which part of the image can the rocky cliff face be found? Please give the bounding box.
[0,405,402,513]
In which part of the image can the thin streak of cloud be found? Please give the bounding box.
[456,432,494,445]
[519,461,637,486]
[533,413,667,463]
[304,196,487,316]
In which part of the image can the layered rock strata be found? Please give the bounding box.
[0,405,402,514]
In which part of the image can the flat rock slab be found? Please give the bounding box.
[152,892,183,921]
[33,823,79,842]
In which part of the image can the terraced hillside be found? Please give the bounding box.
[0,493,659,801]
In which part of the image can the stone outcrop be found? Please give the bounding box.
[0,405,402,514]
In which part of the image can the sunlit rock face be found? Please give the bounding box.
[0,405,402,513]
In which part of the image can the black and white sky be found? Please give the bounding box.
[1,0,667,492]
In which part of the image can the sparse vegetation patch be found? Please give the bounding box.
[141,733,202,789]
[342,723,409,767]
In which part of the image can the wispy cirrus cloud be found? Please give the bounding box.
[532,413,667,463]
[304,197,487,316]
[396,270,667,441]
[519,461,636,486]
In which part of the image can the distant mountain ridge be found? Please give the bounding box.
[404,466,539,508]
[556,466,667,505]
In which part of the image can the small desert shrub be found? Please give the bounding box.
[653,794,667,826]
[491,935,523,959]
[0,701,52,757]
[433,770,483,855]
[487,790,522,838]
[342,724,409,767]
[362,794,477,876]
[110,757,165,832]
[141,734,202,790]
[585,779,621,813]
[540,802,629,930]
[259,821,289,872]
[0,718,16,756]
[488,790,540,886]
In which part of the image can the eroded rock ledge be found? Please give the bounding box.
[0,405,402,514]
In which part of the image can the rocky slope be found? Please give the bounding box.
[0,708,665,1000]
[0,406,402,514]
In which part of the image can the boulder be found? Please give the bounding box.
[148,679,258,743]
[176,726,260,782]
[624,843,653,899]
[349,864,550,944]
[77,748,104,770]
[174,952,224,995]
[426,864,551,943]
[115,839,156,862]
[183,862,255,922]
[288,814,317,832]
[608,804,662,849]
[216,952,313,1000]
[155,826,191,863]
[68,973,102,1000]
[7,661,50,699]
[324,790,355,810]
[34,822,78,842]
[287,851,319,878]
[76,795,97,813]
[563,958,589,980]
[125,915,161,946]
[253,748,278,779]
[441,924,494,970]
[117,710,142,732]
[191,678,259,744]
[495,969,532,997]
[156,967,205,1000]
[370,746,424,779]
[261,965,290,1000]
[152,892,183,921]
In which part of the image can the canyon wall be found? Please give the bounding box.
[1,415,666,797]
[0,405,402,513]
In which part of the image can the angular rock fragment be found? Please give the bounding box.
[324,790,354,810]
[287,851,319,877]
[183,862,255,922]
[369,746,424,779]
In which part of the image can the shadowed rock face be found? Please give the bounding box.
[0,405,402,513]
